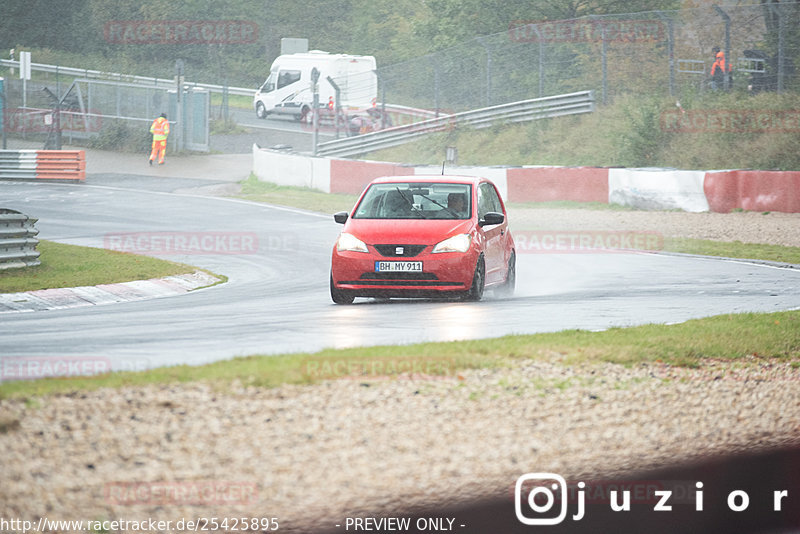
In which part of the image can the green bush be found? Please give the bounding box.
[615,96,673,167]
[88,120,151,153]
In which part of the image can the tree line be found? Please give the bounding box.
[1,0,796,90]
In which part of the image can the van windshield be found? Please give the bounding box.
[260,72,277,93]
[352,183,471,220]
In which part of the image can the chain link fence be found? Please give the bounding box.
[1,74,209,152]
[376,4,798,113]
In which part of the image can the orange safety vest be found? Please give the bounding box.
[711,51,731,75]
[150,117,169,140]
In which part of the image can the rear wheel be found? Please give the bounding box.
[464,256,485,302]
[330,273,355,305]
[297,106,311,123]
[496,252,516,297]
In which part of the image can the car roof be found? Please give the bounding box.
[369,175,489,185]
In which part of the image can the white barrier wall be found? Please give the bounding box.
[608,168,710,213]
[252,146,798,213]
[252,144,331,193]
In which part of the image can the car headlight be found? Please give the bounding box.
[337,232,368,253]
[432,233,472,253]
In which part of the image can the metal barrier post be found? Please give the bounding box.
[311,67,320,156]
[0,77,6,149]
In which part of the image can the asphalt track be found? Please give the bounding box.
[1,175,799,373]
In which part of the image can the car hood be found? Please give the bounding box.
[343,218,475,245]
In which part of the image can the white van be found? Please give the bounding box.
[254,51,377,121]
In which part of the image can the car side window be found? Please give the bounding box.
[477,183,497,218]
[486,184,504,214]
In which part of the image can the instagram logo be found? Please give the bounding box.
[515,473,568,525]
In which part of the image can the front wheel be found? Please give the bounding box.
[330,274,355,305]
[255,102,268,119]
[464,256,485,302]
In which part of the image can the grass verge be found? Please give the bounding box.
[1,310,797,399]
[0,240,214,293]
[664,238,800,265]
[238,174,358,215]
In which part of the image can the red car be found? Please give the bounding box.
[330,175,516,304]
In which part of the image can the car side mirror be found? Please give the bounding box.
[334,211,349,224]
[479,212,504,227]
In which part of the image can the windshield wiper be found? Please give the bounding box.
[396,187,428,218]
[416,191,460,218]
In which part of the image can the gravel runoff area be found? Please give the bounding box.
[1,208,799,532]
[1,359,799,532]
[509,207,800,248]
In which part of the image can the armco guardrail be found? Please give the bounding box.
[317,90,594,158]
[0,150,86,182]
[0,209,41,270]
[0,59,255,97]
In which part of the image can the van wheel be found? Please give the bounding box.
[297,106,311,123]
[256,102,267,119]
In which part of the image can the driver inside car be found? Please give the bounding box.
[447,192,467,217]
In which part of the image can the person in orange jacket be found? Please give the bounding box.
[149,113,170,165]
[711,47,732,90]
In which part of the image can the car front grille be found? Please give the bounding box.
[338,272,463,287]
[373,244,427,257]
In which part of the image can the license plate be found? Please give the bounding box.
[375,261,423,272]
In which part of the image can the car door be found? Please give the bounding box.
[477,182,507,284]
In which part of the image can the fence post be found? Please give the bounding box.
[529,24,545,97]
[175,59,184,152]
[656,12,676,97]
[433,61,441,117]
[601,22,608,105]
[327,75,341,139]
[311,67,320,156]
[0,77,6,149]
[768,2,786,94]
[477,37,493,107]
[223,75,229,122]
[381,82,386,130]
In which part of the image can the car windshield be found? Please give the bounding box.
[352,183,471,220]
